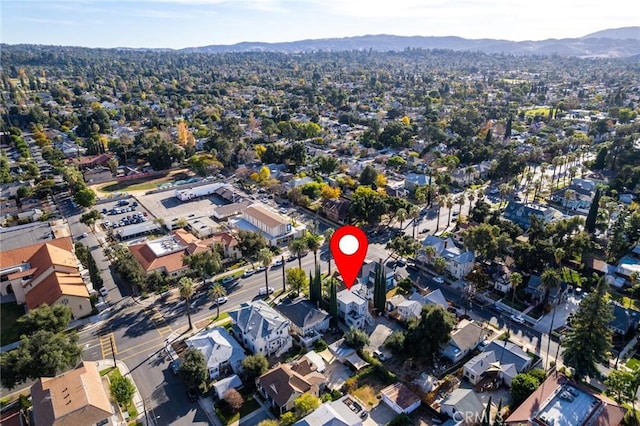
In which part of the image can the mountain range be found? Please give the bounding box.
[178,27,640,58]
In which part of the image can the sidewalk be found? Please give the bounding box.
[94,359,146,425]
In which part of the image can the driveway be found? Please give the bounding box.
[532,294,581,334]
[364,403,396,426]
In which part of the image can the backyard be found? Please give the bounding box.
[0,302,25,346]
[95,169,193,194]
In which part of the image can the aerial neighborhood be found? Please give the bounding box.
[1,27,640,426]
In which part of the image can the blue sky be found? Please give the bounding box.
[2,0,636,49]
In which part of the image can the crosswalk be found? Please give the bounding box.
[99,332,117,360]
[145,306,174,337]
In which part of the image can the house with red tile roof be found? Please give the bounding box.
[30,361,113,426]
[129,228,237,277]
[0,237,91,319]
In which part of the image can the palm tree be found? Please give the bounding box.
[509,272,523,312]
[289,238,308,270]
[408,206,419,238]
[208,283,227,319]
[435,195,444,232]
[257,248,273,297]
[540,268,561,371]
[395,208,407,230]
[467,191,475,216]
[179,277,195,330]
[324,228,335,275]
[305,231,323,270]
[457,194,465,216]
[446,197,454,227]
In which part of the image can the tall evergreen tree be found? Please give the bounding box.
[493,399,503,426]
[481,396,492,426]
[585,187,601,234]
[373,261,386,313]
[562,276,613,381]
[310,265,322,305]
[329,278,338,327]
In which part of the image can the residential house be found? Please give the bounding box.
[0,237,91,319]
[256,359,326,415]
[502,201,558,230]
[337,287,370,329]
[609,302,640,337]
[212,375,243,400]
[210,231,241,260]
[359,261,396,292]
[294,395,365,426]
[129,229,215,278]
[328,339,370,371]
[321,198,351,225]
[524,274,568,306]
[185,326,246,380]
[463,341,533,387]
[440,388,484,423]
[380,383,421,415]
[229,300,292,357]
[30,361,113,426]
[442,320,487,363]
[417,236,475,279]
[550,179,596,211]
[404,173,429,192]
[488,261,513,294]
[71,153,113,170]
[276,298,330,348]
[505,373,626,426]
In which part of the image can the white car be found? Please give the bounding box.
[433,276,445,284]
[511,315,526,325]
[258,287,274,296]
[242,269,255,278]
[272,259,283,268]
[212,296,228,305]
[99,287,109,297]
[221,276,235,285]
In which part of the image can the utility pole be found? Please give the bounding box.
[110,336,116,366]
[281,255,286,293]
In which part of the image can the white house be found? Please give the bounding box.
[418,236,475,279]
[463,341,533,387]
[380,383,421,415]
[337,287,370,329]
[229,301,292,357]
[185,327,246,380]
[442,320,487,363]
[294,395,365,426]
[440,388,485,423]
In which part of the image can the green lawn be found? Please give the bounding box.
[0,303,25,346]
[626,357,640,370]
[561,267,582,287]
[214,395,260,425]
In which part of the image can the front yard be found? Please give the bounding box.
[214,393,261,425]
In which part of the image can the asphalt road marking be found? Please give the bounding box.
[119,340,165,362]
[99,333,117,359]
[145,306,174,336]
[112,335,166,358]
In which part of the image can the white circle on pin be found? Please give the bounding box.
[339,234,359,255]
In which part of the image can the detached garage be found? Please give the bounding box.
[380,382,421,415]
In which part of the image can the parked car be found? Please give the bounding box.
[99,287,109,297]
[242,269,255,278]
[256,265,266,272]
[373,350,387,361]
[213,296,228,305]
[221,276,235,285]
[272,259,283,268]
[433,276,445,284]
[186,387,198,402]
[258,287,274,296]
[170,359,180,375]
[511,314,526,325]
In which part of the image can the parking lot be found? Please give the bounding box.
[98,198,152,233]
[135,188,231,221]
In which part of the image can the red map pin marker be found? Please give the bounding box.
[330,225,368,290]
